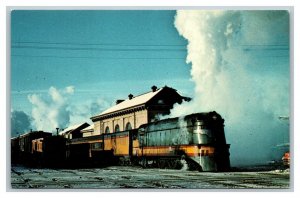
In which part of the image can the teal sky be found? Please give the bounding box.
[11,10,193,114]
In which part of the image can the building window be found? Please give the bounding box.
[115,124,120,132]
[125,122,132,130]
[105,126,110,134]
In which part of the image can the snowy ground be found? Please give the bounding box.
[10,165,290,190]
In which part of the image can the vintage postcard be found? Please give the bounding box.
[10,9,290,190]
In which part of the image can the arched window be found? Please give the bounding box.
[105,126,110,134]
[115,124,120,132]
[125,122,132,130]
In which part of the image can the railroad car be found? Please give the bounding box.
[67,130,139,166]
[67,134,109,167]
[102,130,138,165]
[30,136,67,167]
[11,137,20,164]
[14,131,52,166]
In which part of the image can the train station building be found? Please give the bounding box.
[89,86,190,136]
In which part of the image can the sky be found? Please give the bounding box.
[11,10,290,166]
[11,10,193,133]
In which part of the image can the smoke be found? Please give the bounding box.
[11,110,32,137]
[174,10,290,166]
[28,86,74,132]
[70,98,111,124]
[28,86,111,132]
[89,98,111,116]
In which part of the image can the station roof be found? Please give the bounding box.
[92,87,164,119]
[91,86,190,121]
[59,123,90,135]
[18,131,52,138]
[81,124,94,133]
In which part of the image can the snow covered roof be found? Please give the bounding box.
[18,131,52,138]
[59,123,89,135]
[96,87,163,117]
[81,124,94,133]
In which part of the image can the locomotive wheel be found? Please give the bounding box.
[157,159,178,169]
[141,158,147,168]
[158,160,166,169]
[131,157,139,166]
[118,157,125,166]
[118,157,132,166]
[166,160,175,169]
[174,159,183,169]
[167,159,182,169]
[125,159,131,166]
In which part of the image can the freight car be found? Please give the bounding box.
[32,136,67,168]
[67,130,138,167]
[11,131,52,166]
[11,137,20,164]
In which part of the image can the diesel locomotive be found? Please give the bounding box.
[133,111,230,171]
[11,111,230,172]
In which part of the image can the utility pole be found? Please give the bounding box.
[56,128,59,136]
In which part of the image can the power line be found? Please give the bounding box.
[12,41,289,48]
[243,48,289,51]
[12,54,288,60]
[12,54,186,60]
[241,44,289,46]
[11,41,187,47]
[12,45,186,52]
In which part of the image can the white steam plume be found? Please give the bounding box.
[28,86,74,132]
[70,98,111,124]
[28,86,111,133]
[174,10,290,166]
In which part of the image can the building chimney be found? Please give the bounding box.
[56,128,59,136]
[128,94,133,100]
[151,85,157,92]
[116,99,125,105]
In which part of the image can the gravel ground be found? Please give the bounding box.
[10,165,290,190]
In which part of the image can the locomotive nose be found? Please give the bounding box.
[192,120,214,145]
